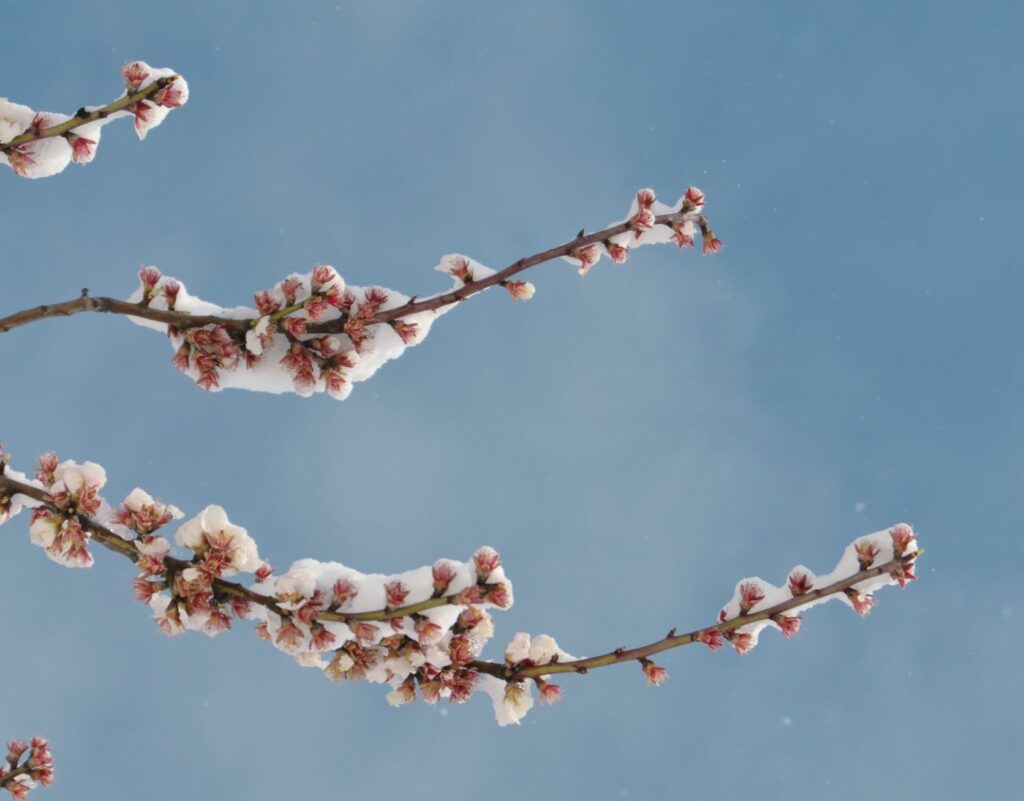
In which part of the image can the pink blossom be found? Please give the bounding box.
[855,540,881,569]
[414,617,442,645]
[444,256,473,283]
[275,618,304,650]
[503,280,535,301]
[606,242,629,263]
[730,631,755,655]
[254,290,282,315]
[254,562,274,582]
[122,62,150,90]
[739,581,765,614]
[641,659,668,686]
[788,570,814,596]
[69,133,96,163]
[636,187,656,209]
[432,561,457,595]
[571,244,602,276]
[131,100,153,136]
[308,624,337,651]
[775,615,802,639]
[448,634,476,666]
[845,589,875,617]
[683,185,705,211]
[153,78,186,108]
[702,230,723,255]
[473,546,501,579]
[332,578,359,606]
[630,207,656,239]
[538,680,562,705]
[8,147,36,177]
[391,320,419,345]
[350,622,378,644]
[891,560,917,589]
[296,590,326,624]
[672,221,696,248]
[486,582,512,609]
[698,628,724,651]
[385,581,409,608]
[890,523,915,557]
[281,316,308,337]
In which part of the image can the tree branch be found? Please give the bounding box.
[0,211,716,336]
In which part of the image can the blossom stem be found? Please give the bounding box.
[0,77,177,153]
[0,211,708,336]
[471,548,924,681]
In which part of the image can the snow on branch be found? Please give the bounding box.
[1,61,188,179]
[0,188,722,399]
[0,447,922,726]
[1,737,54,800]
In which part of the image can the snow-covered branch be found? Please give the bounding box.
[0,188,721,399]
[1,61,188,179]
[0,448,922,726]
[1,738,54,800]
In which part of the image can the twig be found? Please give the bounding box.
[0,77,176,153]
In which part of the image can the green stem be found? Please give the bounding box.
[0,77,176,151]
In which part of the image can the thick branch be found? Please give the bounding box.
[0,77,175,153]
[0,211,709,336]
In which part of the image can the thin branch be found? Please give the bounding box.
[0,211,712,336]
[0,77,176,153]
[471,548,924,681]
[0,472,485,624]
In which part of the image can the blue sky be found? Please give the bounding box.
[1,1,1021,798]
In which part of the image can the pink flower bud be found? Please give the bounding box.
[391,320,419,345]
[889,523,915,557]
[432,561,457,595]
[571,244,602,276]
[504,280,536,301]
[630,208,656,239]
[385,580,409,608]
[641,659,668,686]
[739,581,766,614]
[683,186,705,210]
[254,562,274,582]
[486,583,512,609]
[69,133,96,163]
[606,242,629,263]
[671,221,696,248]
[775,615,802,639]
[473,546,501,579]
[845,589,875,617]
[702,230,723,255]
[788,570,814,596]
[153,77,187,108]
[730,631,755,655]
[538,680,563,705]
[891,560,917,588]
[636,188,656,209]
[122,62,150,90]
[698,628,724,651]
[855,540,881,569]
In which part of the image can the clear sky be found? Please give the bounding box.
[2,2,1021,798]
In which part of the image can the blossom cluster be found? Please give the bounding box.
[563,186,721,276]
[112,185,719,400]
[711,523,919,656]
[127,259,519,399]
[1,737,53,800]
[0,61,188,179]
[0,451,517,722]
